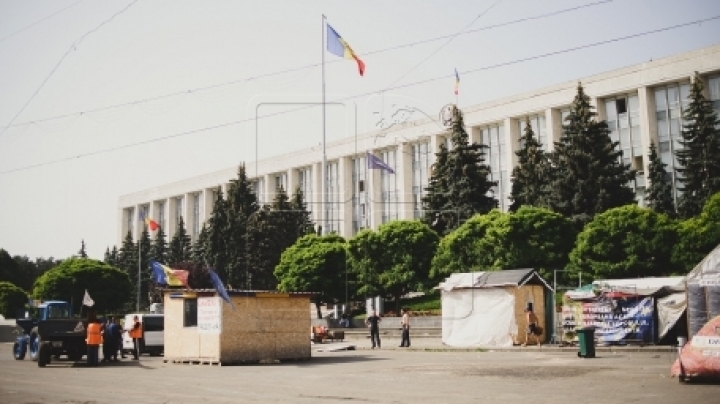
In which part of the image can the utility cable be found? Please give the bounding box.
[0,0,84,44]
[1,15,718,175]
[0,0,611,132]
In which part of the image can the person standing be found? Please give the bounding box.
[365,310,381,349]
[128,315,142,359]
[86,317,102,367]
[102,317,115,362]
[113,317,125,359]
[399,308,411,348]
[522,306,542,347]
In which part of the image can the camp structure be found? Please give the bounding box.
[163,289,313,365]
[562,277,685,345]
[437,269,552,348]
[672,243,720,381]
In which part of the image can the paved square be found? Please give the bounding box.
[1,344,718,403]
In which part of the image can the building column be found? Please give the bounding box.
[546,108,562,151]
[504,118,519,171]
[396,142,413,220]
[263,174,273,204]
[117,208,127,246]
[134,204,144,241]
[429,133,441,166]
[638,86,656,181]
[168,197,180,237]
[369,150,383,229]
[312,162,323,230]
[286,168,297,196]
[338,156,353,237]
[184,193,195,240]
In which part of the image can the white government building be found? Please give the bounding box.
[118,44,720,245]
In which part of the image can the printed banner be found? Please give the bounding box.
[197,296,222,334]
[562,296,654,343]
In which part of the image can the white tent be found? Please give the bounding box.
[437,269,551,348]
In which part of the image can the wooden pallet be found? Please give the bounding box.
[164,358,222,366]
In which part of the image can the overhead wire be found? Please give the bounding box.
[0,0,612,132]
[0,0,84,44]
[2,15,718,175]
[0,0,138,137]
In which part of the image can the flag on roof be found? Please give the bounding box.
[150,260,189,288]
[367,151,395,174]
[454,68,460,95]
[326,23,365,76]
[209,269,232,305]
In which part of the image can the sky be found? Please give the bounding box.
[1,0,719,261]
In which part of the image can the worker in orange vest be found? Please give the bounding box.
[86,317,102,367]
[128,315,142,360]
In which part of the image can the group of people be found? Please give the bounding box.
[364,308,411,349]
[85,314,142,366]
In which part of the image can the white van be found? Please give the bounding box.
[122,314,164,356]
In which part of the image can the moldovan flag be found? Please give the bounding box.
[150,260,189,288]
[326,23,365,76]
[82,289,95,307]
[145,217,159,232]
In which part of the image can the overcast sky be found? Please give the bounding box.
[1,0,719,260]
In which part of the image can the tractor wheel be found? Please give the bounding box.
[13,341,26,360]
[38,343,50,367]
[29,327,41,361]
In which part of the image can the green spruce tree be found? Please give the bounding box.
[225,164,259,289]
[137,227,152,309]
[204,188,230,280]
[676,72,720,218]
[290,187,316,237]
[509,117,550,211]
[646,142,676,217]
[150,226,168,263]
[547,82,636,226]
[422,106,496,235]
[168,216,192,265]
[117,231,138,311]
[77,240,88,258]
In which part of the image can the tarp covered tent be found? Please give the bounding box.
[562,277,686,344]
[437,269,551,348]
[671,242,720,381]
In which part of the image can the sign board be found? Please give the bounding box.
[197,296,222,334]
[562,297,654,343]
[692,336,720,349]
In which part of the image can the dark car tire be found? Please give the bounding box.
[29,328,40,361]
[13,341,26,360]
[38,343,50,367]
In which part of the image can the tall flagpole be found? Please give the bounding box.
[137,232,141,312]
[321,14,328,235]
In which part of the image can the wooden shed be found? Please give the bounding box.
[163,289,313,365]
[437,269,552,347]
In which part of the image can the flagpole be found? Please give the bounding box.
[137,236,141,312]
[321,14,328,235]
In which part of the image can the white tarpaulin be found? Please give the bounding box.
[593,277,685,296]
[657,292,686,340]
[441,288,517,347]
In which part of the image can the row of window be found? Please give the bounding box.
[126,76,720,240]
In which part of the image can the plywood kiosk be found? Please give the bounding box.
[163,289,313,365]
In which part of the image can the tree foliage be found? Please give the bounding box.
[274,234,346,319]
[430,211,504,281]
[77,240,88,258]
[225,164,260,288]
[509,117,550,211]
[33,258,131,313]
[0,249,30,291]
[546,83,636,226]
[568,205,679,282]
[150,226,168,264]
[0,281,28,318]
[422,106,497,235]
[483,206,575,281]
[672,192,720,273]
[676,72,720,218]
[168,217,192,266]
[646,142,676,217]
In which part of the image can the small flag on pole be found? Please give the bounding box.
[150,260,189,288]
[145,217,159,232]
[454,68,460,95]
[326,23,365,76]
[83,290,95,307]
[208,269,232,305]
[366,151,395,174]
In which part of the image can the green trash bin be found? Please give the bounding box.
[576,327,596,358]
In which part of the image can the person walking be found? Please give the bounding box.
[86,316,102,367]
[399,308,411,348]
[365,310,381,349]
[522,306,542,347]
[128,315,142,359]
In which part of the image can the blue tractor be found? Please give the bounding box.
[13,301,87,367]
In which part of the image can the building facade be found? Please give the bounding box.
[118,44,720,244]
